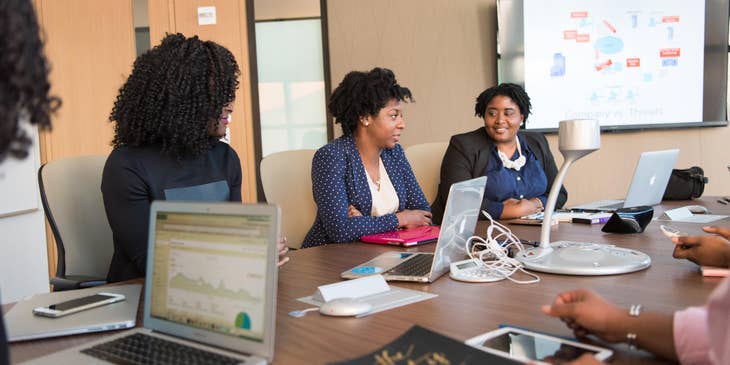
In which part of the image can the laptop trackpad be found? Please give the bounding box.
[348,252,418,276]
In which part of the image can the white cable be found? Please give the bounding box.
[463,211,540,284]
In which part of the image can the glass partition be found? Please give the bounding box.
[255,18,328,156]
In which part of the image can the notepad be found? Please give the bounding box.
[328,325,519,365]
[510,212,612,225]
[572,212,613,224]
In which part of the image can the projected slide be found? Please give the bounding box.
[523,0,705,129]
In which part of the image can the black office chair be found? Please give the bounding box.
[38,154,113,291]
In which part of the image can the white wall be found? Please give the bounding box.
[0,132,50,304]
[0,209,49,304]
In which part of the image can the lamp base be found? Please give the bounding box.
[516,241,651,275]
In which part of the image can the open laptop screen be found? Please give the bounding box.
[149,211,272,342]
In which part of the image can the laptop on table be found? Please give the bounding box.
[571,149,679,211]
[26,201,280,365]
[341,176,486,283]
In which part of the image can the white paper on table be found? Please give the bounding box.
[297,275,437,318]
[656,207,728,223]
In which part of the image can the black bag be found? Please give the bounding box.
[662,166,708,200]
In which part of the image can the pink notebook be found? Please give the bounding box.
[360,226,441,247]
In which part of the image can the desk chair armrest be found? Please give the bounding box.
[50,275,107,291]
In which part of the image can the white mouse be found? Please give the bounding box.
[319,298,372,317]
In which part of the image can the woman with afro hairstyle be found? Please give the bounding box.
[302,67,431,248]
[0,0,60,361]
[431,83,566,223]
[101,33,245,282]
[0,0,60,162]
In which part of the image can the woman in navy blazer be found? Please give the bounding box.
[302,68,432,248]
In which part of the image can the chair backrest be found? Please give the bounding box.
[260,149,317,249]
[38,154,113,279]
[404,142,449,205]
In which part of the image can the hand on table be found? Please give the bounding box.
[672,226,730,267]
[501,198,543,218]
[541,289,627,343]
[396,209,432,229]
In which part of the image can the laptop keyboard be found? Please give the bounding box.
[81,333,245,365]
[385,253,434,276]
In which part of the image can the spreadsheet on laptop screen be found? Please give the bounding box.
[149,211,272,342]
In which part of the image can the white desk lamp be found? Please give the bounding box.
[516,119,651,275]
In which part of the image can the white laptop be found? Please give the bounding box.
[25,201,281,365]
[341,176,486,283]
[571,149,679,211]
[5,284,142,342]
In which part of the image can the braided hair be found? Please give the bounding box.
[0,0,61,162]
[475,83,531,124]
[110,33,239,159]
[328,67,413,136]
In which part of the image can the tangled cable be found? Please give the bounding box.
[464,211,540,284]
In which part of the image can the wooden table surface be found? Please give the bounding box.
[6,199,729,364]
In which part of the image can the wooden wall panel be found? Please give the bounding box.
[148,0,176,45]
[36,0,136,282]
[38,0,135,162]
[549,126,730,205]
[326,0,730,205]
[326,0,497,143]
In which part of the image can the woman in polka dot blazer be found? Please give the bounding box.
[301,68,432,248]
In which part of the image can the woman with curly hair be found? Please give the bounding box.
[431,83,566,223]
[301,67,431,248]
[0,0,60,362]
[0,0,60,162]
[101,33,244,282]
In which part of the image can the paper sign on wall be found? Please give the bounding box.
[197,6,216,25]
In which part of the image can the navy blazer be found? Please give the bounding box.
[431,128,568,224]
[302,136,430,248]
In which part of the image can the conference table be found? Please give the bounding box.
[6,199,730,364]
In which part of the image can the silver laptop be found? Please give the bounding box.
[341,176,486,283]
[25,201,281,365]
[5,284,141,342]
[571,149,679,211]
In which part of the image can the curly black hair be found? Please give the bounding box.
[328,67,413,136]
[475,83,531,124]
[110,33,239,159]
[0,0,61,162]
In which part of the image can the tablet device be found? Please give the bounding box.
[465,327,612,364]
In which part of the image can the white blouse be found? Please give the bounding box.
[367,158,399,217]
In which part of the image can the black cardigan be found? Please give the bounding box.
[431,128,568,224]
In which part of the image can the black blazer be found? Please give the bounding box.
[431,127,568,224]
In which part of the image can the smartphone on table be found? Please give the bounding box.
[466,327,613,364]
[32,292,125,318]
